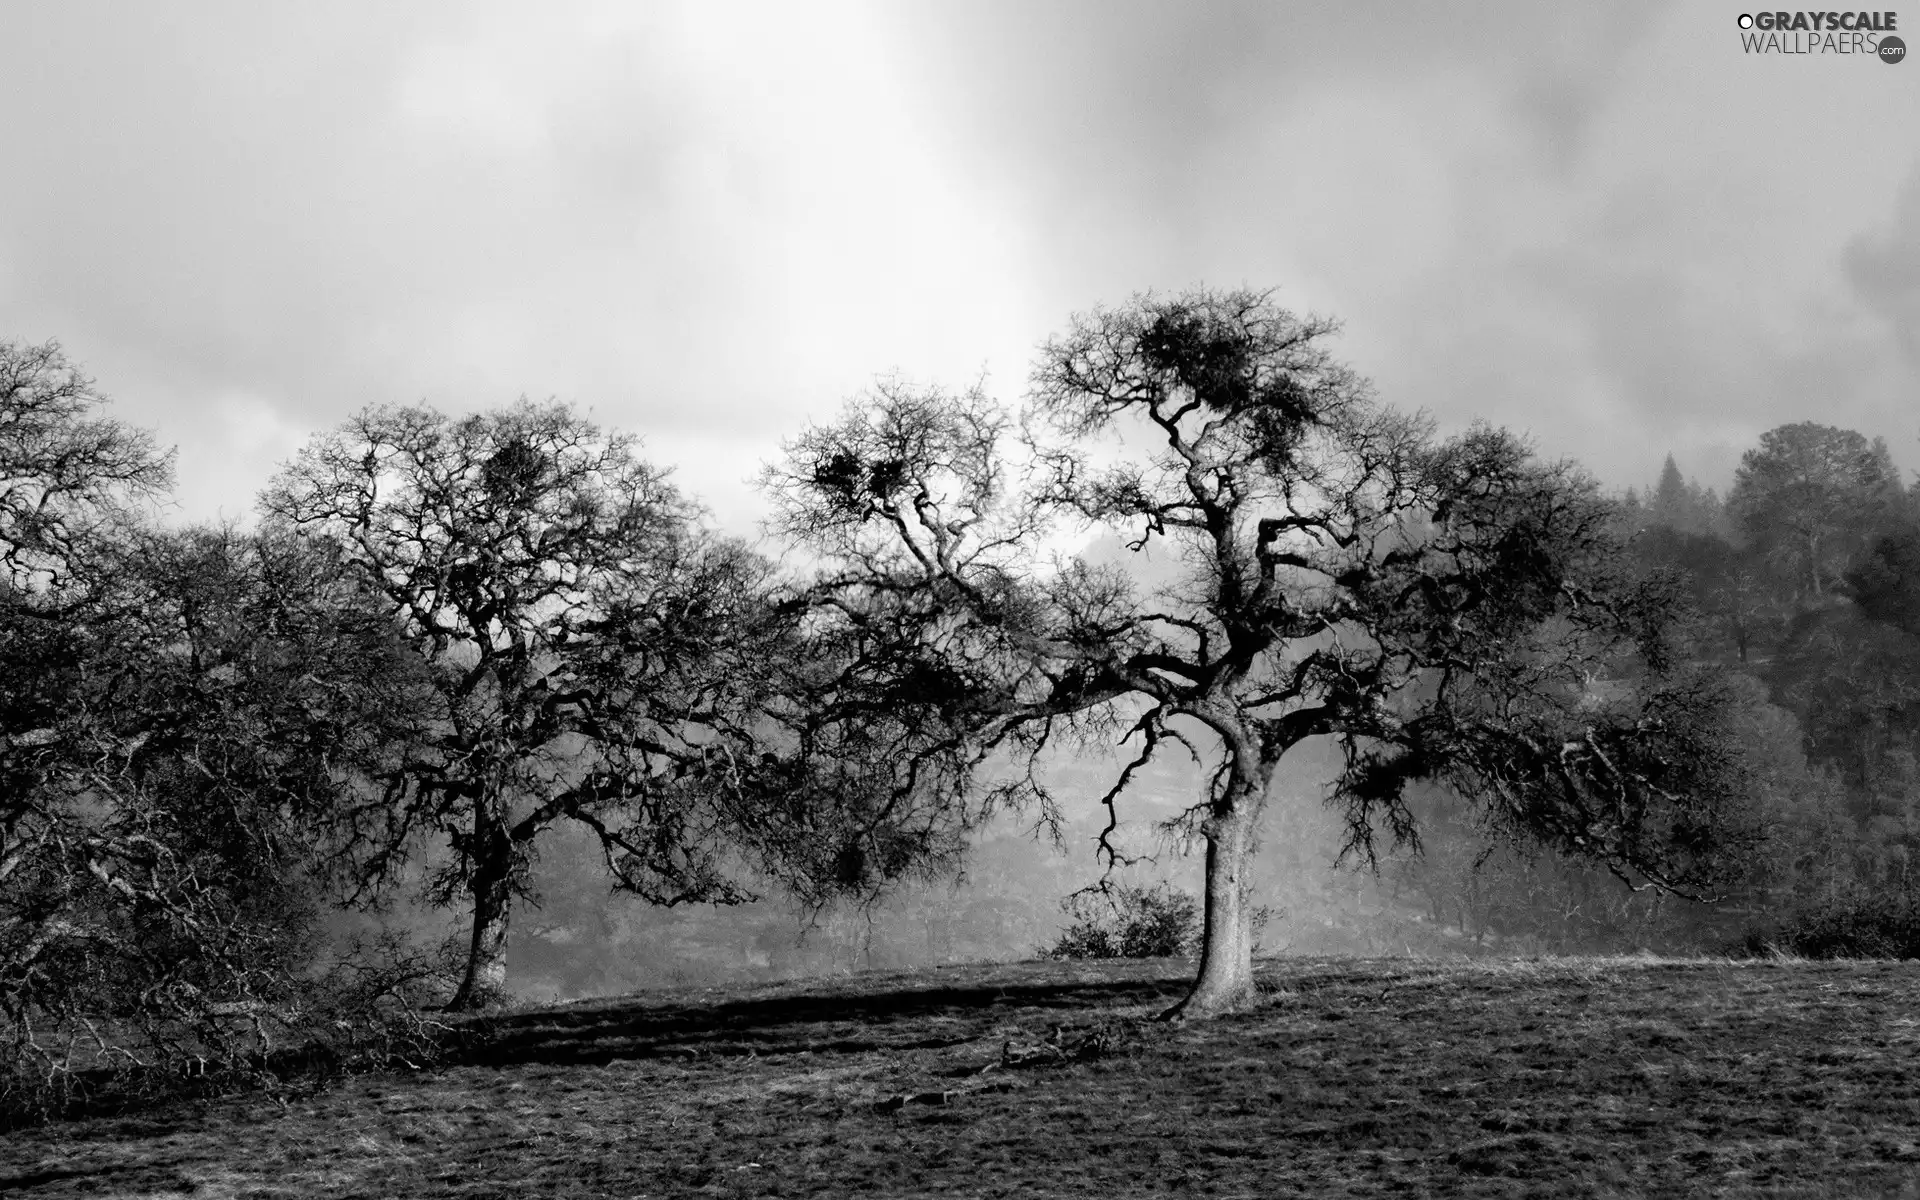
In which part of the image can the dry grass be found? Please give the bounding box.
[6,955,1920,1197]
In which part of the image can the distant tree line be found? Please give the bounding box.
[7,287,1897,1113]
[1633,429,1920,946]
[1374,429,1920,955]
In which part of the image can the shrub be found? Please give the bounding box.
[0,932,467,1127]
[1043,884,1201,960]
[1736,898,1920,960]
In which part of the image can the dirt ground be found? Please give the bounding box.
[6,956,1920,1198]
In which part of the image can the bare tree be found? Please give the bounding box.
[3,523,441,1110]
[0,339,171,590]
[264,400,832,1009]
[768,289,1754,1017]
[2,345,434,1109]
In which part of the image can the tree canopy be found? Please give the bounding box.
[0,340,170,589]
[2,342,422,1108]
[263,399,940,1009]
[769,288,1756,1016]
[1728,422,1904,602]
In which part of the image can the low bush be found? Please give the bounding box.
[1735,898,1920,960]
[1043,884,1200,960]
[0,934,468,1127]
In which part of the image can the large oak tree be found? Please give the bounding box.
[770,289,1755,1017]
[264,400,860,1009]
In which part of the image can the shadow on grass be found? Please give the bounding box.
[459,967,1195,1068]
[0,1156,198,1194]
[2,960,1200,1130]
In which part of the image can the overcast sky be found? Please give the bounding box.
[3,1,1916,535]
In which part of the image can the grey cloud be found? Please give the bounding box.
[0,2,1913,530]
[884,2,1661,216]
[1845,167,1920,370]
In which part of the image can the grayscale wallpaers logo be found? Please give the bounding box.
[1736,10,1904,57]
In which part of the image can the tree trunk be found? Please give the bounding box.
[1165,781,1263,1020]
[448,814,514,1011]
[449,874,511,1010]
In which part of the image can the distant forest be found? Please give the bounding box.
[4,291,1919,1114]
[1378,428,1920,958]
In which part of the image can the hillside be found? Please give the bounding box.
[5,956,1917,1198]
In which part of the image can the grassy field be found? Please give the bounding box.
[5,955,1920,1198]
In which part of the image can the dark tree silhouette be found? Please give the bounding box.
[263,400,866,1009]
[2,344,434,1106]
[1849,523,1920,638]
[0,339,171,589]
[2,526,434,1097]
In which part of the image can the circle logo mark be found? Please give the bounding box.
[1881,35,1907,62]
[1738,13,1755,28]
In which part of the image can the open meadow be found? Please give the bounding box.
[4,955,1920,1198]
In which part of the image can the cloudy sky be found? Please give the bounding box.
[3,1,1916,535]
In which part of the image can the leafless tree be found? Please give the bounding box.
[264,400,870,1009]
[2,344,438,1110]
[768,288,1754,1017]
[0,339,171,590]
